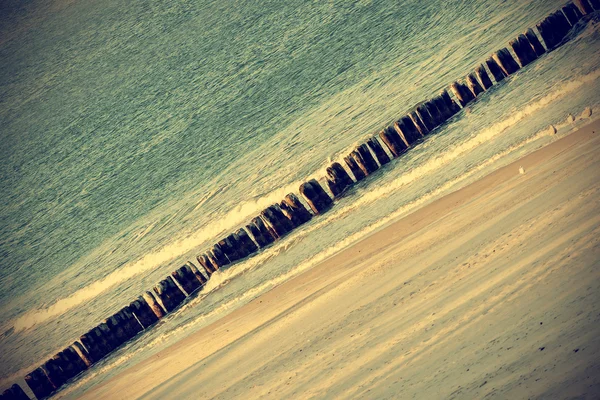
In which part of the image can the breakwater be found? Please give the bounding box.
[2,1,598,399]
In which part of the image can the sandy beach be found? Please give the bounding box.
[78,120,600,400]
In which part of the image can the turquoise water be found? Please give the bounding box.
[1,0,599,396]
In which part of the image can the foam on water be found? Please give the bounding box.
[8,178,308,332]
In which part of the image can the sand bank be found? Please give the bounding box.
[78,120,600,399]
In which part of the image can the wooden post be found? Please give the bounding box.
[130,296,160,328]
[344,154,366,181]
[100,318,121,350]
[78,335,97,364]
[267,205,295,237]
[326,176,342,198]
[485,56,507,83]
[118,306,144,339]
[432,95,451,121]
[475,64,493,89]
[235,227,259,254]
[351,145,378,175]
[409,111,429,136]
[493,48,520,75]
[394,116,421,146]
[209,244,230,268]
[1,384,29,400]
[358,144,379,172]
[79,332,103,364]
[53,347,86,381]
[99,321,120,350]
[299,179,333,214]
[25,368,55,400]
[196,254,217,276]
[247,217,276,248]
[574,0,594,13]
[172,264,203,295]
[260,216,279,239]
[326,162,354,197]
[43,357,67,389]
[187,262,207,285]
[509,37,525,67]
[142,291,166,319]
[245,220,271,248]
[378,126,407,157]
[94,325,114,354]
[281,193,312,225]
[261,205,294,237]
[537,11,571,50]
[562,2,583,26]
[153,276,187,313]
[232,232,251,258]
[327,162,354,193]
[525,28,546,57]
[520,34,539,63]
[217,235,242,262]
[450,81,475,107]
[367,137,390,165]
[555,10,573,34]
[440,90,461,115]
[416,103,436,131]
[430,97,446,122]
[424,100,444,127]
[56,350,81,380]
[348,152,368,177]
[66,344,90,371]
[72,341,93,367]
[53,352,75,382]
[537,23,557,48]
[510,34,538,67]
[555,10,573,36]
[279,199,298,227]
[466,73,484,96]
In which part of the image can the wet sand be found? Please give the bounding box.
[78,120,600,400]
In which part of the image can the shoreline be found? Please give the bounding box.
[76,119,600,399]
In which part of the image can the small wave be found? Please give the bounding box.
[8,180,304,332]
[313,68,600,224]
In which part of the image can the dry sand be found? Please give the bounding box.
[79,120,600,400]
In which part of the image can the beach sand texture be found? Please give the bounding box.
[78,120,600,399]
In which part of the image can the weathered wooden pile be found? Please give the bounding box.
[2,2,597,399]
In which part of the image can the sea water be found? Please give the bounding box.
[0,0,599,397]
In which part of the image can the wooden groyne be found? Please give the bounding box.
[4,2,598,399]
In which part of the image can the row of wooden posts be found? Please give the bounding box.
[2,2,598,399]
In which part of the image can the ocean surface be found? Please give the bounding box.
[1,0,599,397]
